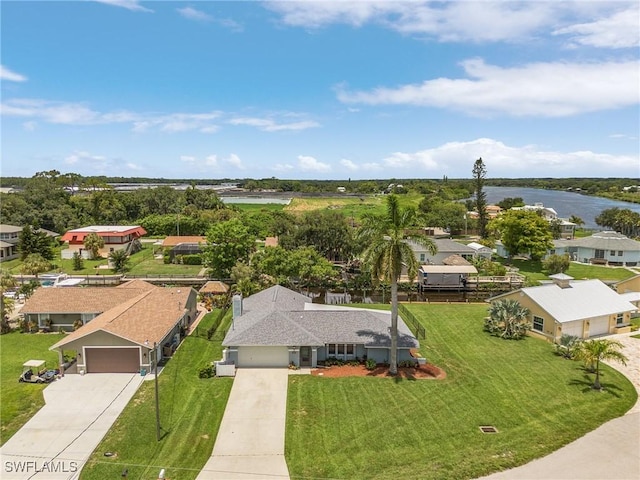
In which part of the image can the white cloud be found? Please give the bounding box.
[177,6,212,22]
[224,154,245,170]
[126,162,142,170]
[337,59,639,117]
[376,138,640,178]
[553,7,639,48]
[297,155,331,173]
[180,155,197,163]
[95,0,153,13]
[267,1,639,48]
[205,155,218,166]
[22,121,37,131]
[340,159,358,171]
[1,65,27,82]
[0,98,222,132]
[272,163,295,172]
[229,116,320,131]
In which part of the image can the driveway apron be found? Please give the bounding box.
[197,369,290,480]
[0,373,144,480]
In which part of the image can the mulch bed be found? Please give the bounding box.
[310,363,446,379]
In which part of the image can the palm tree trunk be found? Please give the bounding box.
[390,277,398,375]
[594,359,601,390]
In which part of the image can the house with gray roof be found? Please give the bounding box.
[409,238,476,265]
[489,274,637,342]
[547,231,640,266]
[221,285,419,368]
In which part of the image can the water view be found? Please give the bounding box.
[484,186,640,229]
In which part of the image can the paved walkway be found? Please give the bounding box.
[479,331,640,480]
[0,373,144,479]
[196,369,290,480]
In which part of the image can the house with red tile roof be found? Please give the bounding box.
[60,225,146,259]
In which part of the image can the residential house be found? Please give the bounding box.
[221,285,419,368]
[418,264,478,289]
[409,238,476,265]
[60,225,146,259]
[547,231,640,266]
[162,235,207,262]
[0,224,59,261]
[512,203,576,238]
[0,224,21,261]
[44,280,198,373]
[467,204,502,220]
[488,274,636,342]
[466,242,492,260]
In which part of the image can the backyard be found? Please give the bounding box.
[285,303,637,480]
[497,258,638,284]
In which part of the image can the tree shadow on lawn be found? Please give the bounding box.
[568,371,624,397]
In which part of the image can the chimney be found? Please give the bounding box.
[549,273,573,289]
[232,294,243,319]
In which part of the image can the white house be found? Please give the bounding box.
[547,231,640,267]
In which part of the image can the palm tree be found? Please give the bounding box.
[109,249,129,274]
[575,339,628,390]
[485,299,530,339]
[21,253,51,279]
[83,233,105,259]
[358,195,437,375]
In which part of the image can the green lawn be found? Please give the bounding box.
[498,258,636,284]
[125,246,203,276]
[80,311,233,480]
[0,330,64,445]
[231,203,286,213]
[286,303,637,480]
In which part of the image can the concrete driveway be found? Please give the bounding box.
[197,369,290,480]
[0,373,144,479]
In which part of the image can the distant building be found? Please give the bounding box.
[0,224,59,261]
[60,225,146,259]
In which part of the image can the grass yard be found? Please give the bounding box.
[231,203,286,213]
[126,246,203,276]
[286,303,637,480]
[0,330,64,445]
[498,258,636,284]
[80,311,233,480]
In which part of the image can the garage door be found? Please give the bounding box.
[561,321,583,338]
[589,316,610,337]
[238,346,289,368]
[85,347,140,373]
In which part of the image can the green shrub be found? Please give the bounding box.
[198,364,215,378]
[325,357,345,367]
[365,358,377,370]
[182,254,202,265]
[554,334,582,359]
[398,360,417,368]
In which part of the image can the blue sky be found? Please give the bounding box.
[1,0,638,180]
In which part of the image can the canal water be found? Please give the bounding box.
[483,186,640,229]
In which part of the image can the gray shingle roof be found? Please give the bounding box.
[553,231,640,251]
[223,286,419,349]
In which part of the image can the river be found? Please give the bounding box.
[483,186,640,229]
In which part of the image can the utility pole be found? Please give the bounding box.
[154,342,161,441]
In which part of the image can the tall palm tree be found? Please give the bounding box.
[575,339,628,390]
[358,195,437,375]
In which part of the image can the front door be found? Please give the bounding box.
[300,346,311,366]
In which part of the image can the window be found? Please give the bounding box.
[595,249,605,259]
[533,316,544,332]
[419,253,425,262]
[616,313,624,326]
[337,344,345,355]
[610,250,615,256]
[618,251,623,256]
[346,344,354,355]
[328,344,336,356]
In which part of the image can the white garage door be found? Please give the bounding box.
[589,316,610,337]
[561,321,584,338]
[238,346,289,368]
